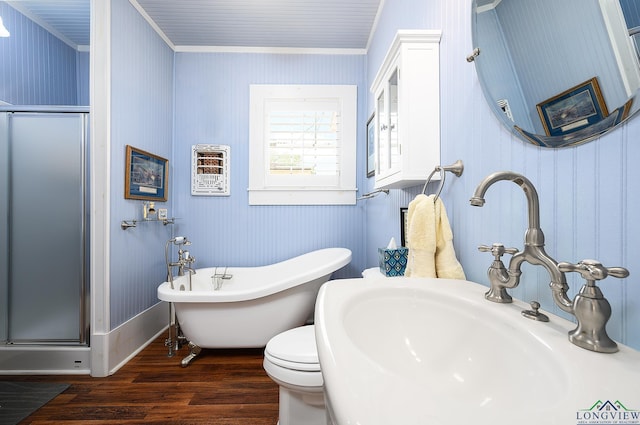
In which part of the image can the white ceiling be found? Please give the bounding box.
[5,0,90,47]
[3,0,383,50]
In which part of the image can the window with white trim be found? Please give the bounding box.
[249,85,357,205]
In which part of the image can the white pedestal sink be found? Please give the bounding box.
[315,277,640,425]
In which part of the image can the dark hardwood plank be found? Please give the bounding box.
[2,336,280,424]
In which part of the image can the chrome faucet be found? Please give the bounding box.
[470,171,572,309]
[177,250,197,277]
[163,236,196,358]
[165,236,196,289]
[470,171,629,353]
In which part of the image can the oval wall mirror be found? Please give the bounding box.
[471,0,640,148]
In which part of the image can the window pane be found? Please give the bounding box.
[248,84,357,205]
[267,108,340,177]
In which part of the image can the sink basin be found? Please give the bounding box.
[315,277,640,425]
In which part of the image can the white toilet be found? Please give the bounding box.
[263,325,328,425]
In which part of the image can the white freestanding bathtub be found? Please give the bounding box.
[157,247,351,364]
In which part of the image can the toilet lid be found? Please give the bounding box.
[265,325,319,370]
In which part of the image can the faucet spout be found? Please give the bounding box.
[470,171,573,313]
[470,171,540,229]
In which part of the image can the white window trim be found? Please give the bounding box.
[248,84,357,205]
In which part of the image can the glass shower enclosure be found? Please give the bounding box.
[0,106,89,352]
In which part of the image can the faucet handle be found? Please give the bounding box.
[478,243,519,260]
[559,259,627,353]
[480,243,519,304]
[185,252,196,264]
[558,259,629,284]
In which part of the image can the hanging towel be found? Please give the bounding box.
[405,194,466,280]
[405,194,437,277]
[433,196,466,279]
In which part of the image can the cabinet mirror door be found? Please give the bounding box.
[389,69,400,171]
[376,90,389,174]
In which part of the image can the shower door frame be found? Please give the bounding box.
[0,106,90,348]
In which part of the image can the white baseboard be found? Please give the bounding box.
[0,302,169,376]
[91,301,169,377]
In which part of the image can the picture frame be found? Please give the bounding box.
[124,145,168,201]
[536,77,608,137]
[400,207,408,247]
[366,113,376,178]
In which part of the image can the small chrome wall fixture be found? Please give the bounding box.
[357,189,390,201]
[466,48,480,62]
[121,202,175,229]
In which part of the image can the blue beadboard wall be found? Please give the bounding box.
[473,10,533,131]
[620,0,640,28]
[4,0,640,350]
[108,0,174,328]
[0,3,79,105]
[105,0,640,348]
[496,0,625,135]
[76,50,90,105]
[364,0,640,350]
[172,53,367,279]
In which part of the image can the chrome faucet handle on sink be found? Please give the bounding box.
[558,259,629,282]
[558,259,630,353]
[478,243,519,259]
[478,243,520,303]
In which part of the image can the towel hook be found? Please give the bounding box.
[421,160,464,201]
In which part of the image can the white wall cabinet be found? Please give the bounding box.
[372,30,442,190]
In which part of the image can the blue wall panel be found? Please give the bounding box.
[0,3,78,105]
[77,50,90,105]
[365,0,640,349]
[108,0,174,329]
[620,0,640,28]
[473,10,531,130]
[5,0,640,350]
[496,0,625,134]
[172,52,367,279]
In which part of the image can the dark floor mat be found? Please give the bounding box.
[0,381,69,425]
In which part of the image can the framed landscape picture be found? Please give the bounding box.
[537,77,608,137]
[124,145,168,201]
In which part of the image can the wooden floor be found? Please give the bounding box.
[2,335,280,424]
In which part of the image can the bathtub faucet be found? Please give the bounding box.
[165,236,196,289]
[179,250,197,277]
